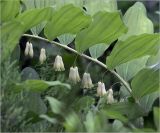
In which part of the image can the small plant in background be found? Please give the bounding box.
[1,0,160,132]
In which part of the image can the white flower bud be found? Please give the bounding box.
[97,82,107,97]
[82,73,94,89]
[53,55,65,71]
[24,41,30,56]
[69,66,80,84]
[39,48,46,64]
[29,42,34,58]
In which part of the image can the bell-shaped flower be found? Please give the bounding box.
[97,82,107,97]
[29,42,34,58]
[39,48,46,64]
[53,55,65,71]
[106,88,114,104]
[82,72,94,89]
[24,41,30,56]
[69,66,80,84]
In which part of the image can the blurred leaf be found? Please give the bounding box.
[119,85,130,98]
[16,7,54,32]
[46,96,64,114]
[44,4,91,40]
[84,0,117,15]
[89,43,109,59]
[153,107,160,131]
[116,56,149,81]
[1,0,20,23]
[112,120,129,132]
[40,114,58,124]
[120,2,153,40]
[74,96,95,112]
[64,112,83,132]
[13,80,71,92]
[21,67,40,80]
[101,110,128,123]
[131,68,160,99]
[84,111,95,132]
[104,102,145,119]
[139,92,159,113]
[11,44,20,62]
[1,21,24,61]
[22,0,55,35]
[75,12,127,53]
[57,34,75,45]
[26,92,47,114]
[107,34,160,69]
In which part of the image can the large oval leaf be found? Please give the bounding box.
[44,4,91,40]
[107,34,160,69]
[75,11,127,53]
[1,0,20,23]
[84,0,117,15]
[131,68,160,99]
[120,2,153,40]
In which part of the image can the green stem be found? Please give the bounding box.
[23,34,132,94]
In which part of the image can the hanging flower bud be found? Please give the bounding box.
[106,88,114,104]
[24,41,30,56]
[97,82,107,97]
[75,66,81,82]
[82,73,94,89]
[39,48,46,64]
[29,42,34,58]
[53,55,65,71]
[69,66,80,84]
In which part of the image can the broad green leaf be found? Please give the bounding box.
[54,0,83,9]
[1,0,20,23]
[44,4,91,40]
[13,80,71,92]
[104,102,145,119]
[131,68,160,99]
[16,7,54,32]
[58,34,75,45]
[46,96,64,114]
[120,2,153,40]
[22,0,55,35]
[101,110,128,123]
[75,12,127,53]
[139,92,159,113]
[153,107,160,131]
[116,56,149,81]
[84,0,117,15]
[40,114,58,124]
[1,21,24,61]
[89,43,109,59]
[107,34,160,69]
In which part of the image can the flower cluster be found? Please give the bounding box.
[24,41,34,58]
[25,41,115,104]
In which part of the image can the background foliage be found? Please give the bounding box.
[1,0,160,132]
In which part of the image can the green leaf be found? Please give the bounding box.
[46,96,64,114]
[22,0,55,35]
[120,2,153,40]
[16,7,54,32]
[107,34,160,69]
[1,21,24,61]
[89,43,109,59]
[139,92,159,113]
[13,80,71,92]
[84,0,117,15]
[44,4,91,40]
[75,11,127,53]
[57,34,75,45]
[131,68,160,99]
[116,56,149,81]
[104,102,145,119]
[1,0,20,23]
[101,110,128,123]
[153,107,160,131]
[40,114,58,124]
